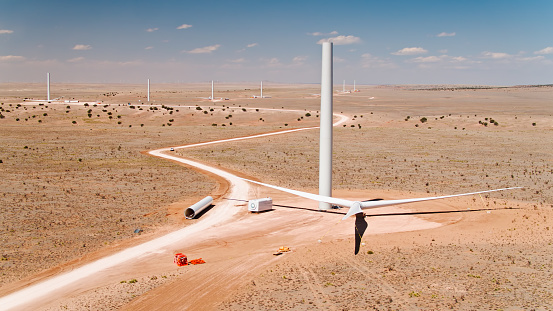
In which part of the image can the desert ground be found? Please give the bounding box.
[0,82,552,310]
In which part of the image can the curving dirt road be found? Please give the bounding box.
[0,112,349,310]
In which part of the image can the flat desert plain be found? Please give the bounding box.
[0,83,552,310]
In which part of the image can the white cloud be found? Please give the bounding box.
[308,31,338,36]
[437,32,456,37]
[451,56,467,62]
[146,28,159,33]
[405,54,477,67]
[392,47,428,55]
[145,46,154,50]
[317,35,360,45]
[67,57,84,63]
[534,47,553,55]
[438,49,448,54]
[481,51,511,59]
[0,29,14,34]
[292,56,307,66]
[0,55,25,62]
[230,58,245,63]
[177,24,192,30]
[260,57,282,67]
[410,56,442,63]
[361,53,396,69]
[97,60,144,66]
[185,44,221,54]
[237,43,258,52]
[268,58,280,65]
[72,44,92,51]
[520,56,545,62]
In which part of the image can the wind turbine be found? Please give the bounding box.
[240,42,522,252]
[251,81,270,98]
[47,72,50,102]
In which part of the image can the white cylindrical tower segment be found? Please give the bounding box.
[47,72,50,101]
[319,42,333,210]
[147,78,150,102]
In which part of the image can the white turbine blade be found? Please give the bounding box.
[240,178,354,208]
[358,187,523,211]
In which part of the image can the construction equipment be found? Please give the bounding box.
[174,253,206,266]
[174,253,188,266]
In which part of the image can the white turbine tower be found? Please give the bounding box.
[260,81,263,98]
[47,72,50,102]
[319,42,333,210]
[211,80,214,101]
[147,79,150,102]
[237,40,521,246]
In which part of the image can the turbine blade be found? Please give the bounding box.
[240,178,354,208]
[359,187,523,210]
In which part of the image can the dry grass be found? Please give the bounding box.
[1,82,552,309]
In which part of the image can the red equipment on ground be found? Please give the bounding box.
[174,253,206,266]
[174,253,188,266]
[189,258,206,265]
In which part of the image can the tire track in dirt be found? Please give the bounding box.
[297,264,338,310]
[342,257,414,309]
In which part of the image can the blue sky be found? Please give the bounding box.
[1,0,552,85]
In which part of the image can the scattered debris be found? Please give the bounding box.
[189,258,206,265]
[133,228,143,234]
[273,246,291,256]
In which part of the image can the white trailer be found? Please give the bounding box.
[248,198,273,213]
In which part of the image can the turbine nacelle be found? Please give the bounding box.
[343,201,363,219]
